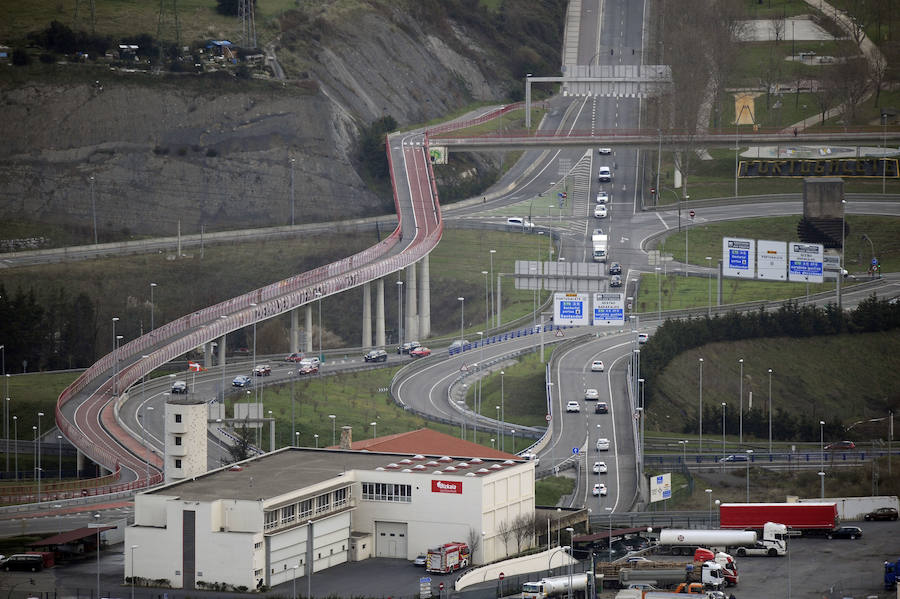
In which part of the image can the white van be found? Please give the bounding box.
[506,217,534,231]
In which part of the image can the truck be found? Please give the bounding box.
[618,561,726,590]
[657,528,757,555]
[615,582,725,599]
[719,502,839,534]
[425,542,469,574]
[522,573,593,598]
[730,522,787,557]
[592,234,609,262]
[885,557,900,590]
[692,549,737,585]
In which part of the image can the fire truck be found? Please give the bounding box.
[425,542,470,574]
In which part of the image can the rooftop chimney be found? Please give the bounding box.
[340,426,353,450]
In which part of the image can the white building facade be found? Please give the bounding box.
[125,448,535,590]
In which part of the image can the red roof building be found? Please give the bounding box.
[332,427,520,460]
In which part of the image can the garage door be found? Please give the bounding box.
[374,521,408,558]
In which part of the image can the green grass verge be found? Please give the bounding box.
[535,476,575,506]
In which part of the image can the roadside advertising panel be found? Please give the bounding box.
[757,240,787,280]
[722,237,755,278]
[554,292,589,326]
[788,242,824,283]
[592,293,625,326]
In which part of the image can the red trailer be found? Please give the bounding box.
[719,502,839,533]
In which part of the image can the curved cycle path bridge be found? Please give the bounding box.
[48,111,509,494]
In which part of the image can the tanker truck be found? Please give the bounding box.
[618,561,726,590]
[657,528,757,555]
[522,573,593,598]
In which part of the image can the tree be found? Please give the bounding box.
[225,419,255,464]
[497,519,513,557]
[512,513,534,552]
[868,51,887,107]
[466,528,482,562]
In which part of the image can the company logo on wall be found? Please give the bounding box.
[432,480,462,494]
[738,158,898,178]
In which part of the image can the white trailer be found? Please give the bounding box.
[657,529,757,554]
[522,573,593,598]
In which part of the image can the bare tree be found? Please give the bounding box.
[830,48,869,124]
[868,51,888,107]
[771,13,786,43]
[467,528,482,562]
[512,513,534,553]
[497,520,513,557]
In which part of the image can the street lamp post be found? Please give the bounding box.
[294,431,299,447]
[655,267,662,320]
[90,175,97,244]
[92,513,102,598]
[290,157,296,226]
[111,317,120,395]
[738,358,744,446]
[130,544,139,599]
[705,488,713,522]
[638,379,645,473]
[495,406,500,445]
[489,250,497,327]
[500,370,505,452]
[721,402,727,461]
[396,280,403,347]
[838,199,846,308]
[250,302,258,406]
[37,411,43,502]
[292,564,299,599]
[511,429,516,454]
[329,414,336,446]
[57,434,62,479]
[317,292,323,362]
[818,471,826,499]
[820,420,825,473]
[679,440,687,464]
[457,297,465,343]
[313,433,317,448]
[768,369,774,454]
[370,421,377,439]
[149,282,158,332]
[565,528,574,599]
[745,449,753,502]
[12,415,17,480]
[699,358,704,454]
[482,270,489,331]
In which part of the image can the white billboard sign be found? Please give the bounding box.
[757,240,787,281]
[649,472,672,503]
[592,292,625,326]
[788,242,824,283]
[554,292,589,326]
[722,237,755,278]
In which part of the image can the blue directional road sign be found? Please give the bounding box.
[722,238,755,278]
[554,293,590,326]
[788,242,824,283]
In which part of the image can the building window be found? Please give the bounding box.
[316,494,329,514]
[174,436,182,446]
[264,510,278,531]
[282,504,296,525]
[174,459,182,469]
[361,482,411,503]
[254,569,262,577]
[254,542,262,550]
[175,414,182,423]
[300,499,313,519]
[333,487,348,508]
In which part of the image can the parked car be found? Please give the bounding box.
[584,388,600,401]
[591,360,605,372]
[0,554,44,571]
[284,352,305,362]
[824,440,855,450]
[253,364,271,376]
[637,332,649,344]
[598,166,612,182]
[595,402,609,414]
[594,204,607,218]
[297,359,319,375]
[593,461,607,474]
[397,341,421,354]
[827,526,862,540]
[596,438,610,451]
[719,454,749,463]
[598,147,612,155]
[566,401,581,413]
[410,346,432,358]
[171,380,188,394]
[365,349,387,362]
[596,191,609,204]
[610,274,622,287]
[608,262,622,275]
[232,375,252,387]
[864,507,898,521]
[413,554,427,567]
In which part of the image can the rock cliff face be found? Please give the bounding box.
[0,4,508,238]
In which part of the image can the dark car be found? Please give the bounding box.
[827,526,862,540]
[232,375,252,387]
[595,402,609,414]
[610,275,622,288]
[824,440,856,450]
[0,554,44,571]
[609,262,622,275]
[364,349,387,363]
[397,341,421,354]
[171,380,188,394]
[864,507,898,521]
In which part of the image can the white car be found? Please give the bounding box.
[592,483,608,496]
[637,333,649,344]
[594,204,607,219]
[596,191,609,204]
[596,438,610,451]
[598,166,612,182]
[584,388,600,401]
[591,360,605,372]
[506,217,535,231]
[593,461,607,474]
[598,147,612,155]
[566,401,581,413]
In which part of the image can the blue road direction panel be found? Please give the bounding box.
[592,292,625,326]
[788,242,824,283]
[554,292,590,326]
[649,472,672,503]
[757,240,787,281]
[722,237,755,278]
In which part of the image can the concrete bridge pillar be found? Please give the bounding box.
[418,256,431,339]
[218,335,226,366]
[204,342,213,369]
[305,305,313,354]
[362,282,372,349]
[375,279,385,348]
[290,308,300,354]
[405,263,418,341]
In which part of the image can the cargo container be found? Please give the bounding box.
[719,502,838,533]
